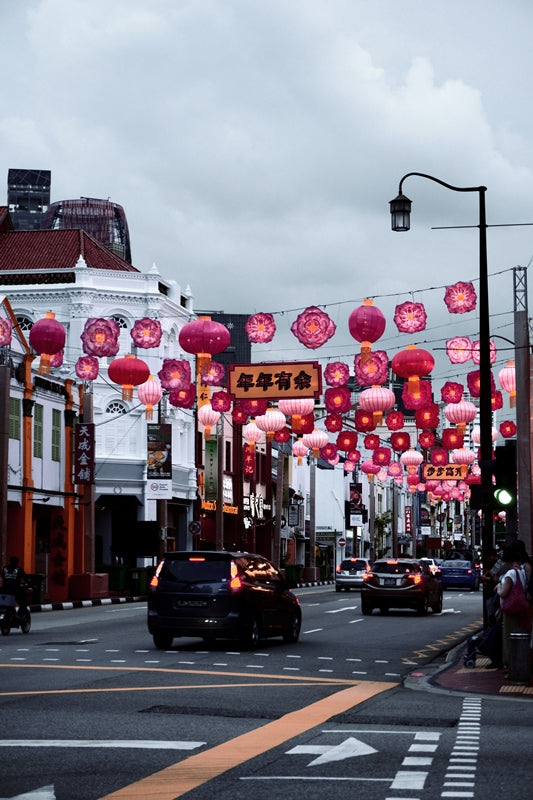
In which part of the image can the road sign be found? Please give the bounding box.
[188,521,202,535]
[338,537,346,547]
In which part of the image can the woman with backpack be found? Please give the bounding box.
[495,543,530,671]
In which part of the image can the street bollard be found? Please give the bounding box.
[509,632,531,684]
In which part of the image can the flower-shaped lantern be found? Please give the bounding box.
[75,355,99,382]
[354,350,389,385]
[158,358,192,392]
[392,345,434,396]
[402,380,432,409]
[385,410,404,431]
[373,447,391,467]
[500,420,516,439]
[415,403,440,430]
[200,361,225,386]
[137,376,163,419]
[324,362,350,387]
[446,336,472,364]
[498,361,516,407]
[108,354,150,401]
[169,383,196,408]
[354,408,376,432]
[0,317,13,346]
[393,300,427,333]
[211,390,232,412]
[274,426,291,443]
[418,430,435,449]
[130,318,162,349]
[390,432,411,452]
[81,317,120,357]
[348,299,386,364]
[430,449,449,467]
[232,403,248,425]
[471,339,497,365]
[363,434,380,450]
[324,386,351,414]
[29,311,66,374]
[441,381,464,403]
[178,317,230,373]
[444,281,477,314]
[336,430,358,452]
[245,312,276,344]
[324,413,343,432]
[290,306,336,349]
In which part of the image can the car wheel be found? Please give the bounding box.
[417,595,429,615]
[283,613,301,643]
[242,616,260,649]
[0,622,10,636]
[431,592,443,613]
[153,633,173,650]
[361,600,373,615]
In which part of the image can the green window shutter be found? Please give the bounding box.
[9,397,21,440]
[51,408,61,462]
[34,403,43,458]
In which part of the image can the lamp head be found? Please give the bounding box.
[389,192,412,231]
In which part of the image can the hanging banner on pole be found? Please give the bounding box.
[204,439,218,501]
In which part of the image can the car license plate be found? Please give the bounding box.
[174,599,208,608]
[384,578,396,586]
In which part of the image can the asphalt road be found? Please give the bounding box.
[0,586,531,800]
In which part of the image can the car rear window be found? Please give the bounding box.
[159,557,231,584]
[340,559,367,570]
[373,561,420,575]
[441,560,470,568]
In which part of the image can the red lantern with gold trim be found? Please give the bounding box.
[392,345,434,396]
[29,311,66,374]
[108,354,150,401]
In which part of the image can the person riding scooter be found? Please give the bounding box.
[1,556,30,611]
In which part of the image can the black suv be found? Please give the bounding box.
[147,550,302,649]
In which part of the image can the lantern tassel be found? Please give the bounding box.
[145,404,154,420]
[122,385,134,401]
[39,354,51,375]
[360,341,371,364]
[407,376,420,395]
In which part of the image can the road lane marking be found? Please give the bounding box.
[97,680,397,800]
[0,740,204,750]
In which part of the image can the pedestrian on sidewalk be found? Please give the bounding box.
[496,543,530,670]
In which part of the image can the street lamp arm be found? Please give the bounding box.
[398,172,487,196]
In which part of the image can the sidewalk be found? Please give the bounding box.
[422,643,533,700]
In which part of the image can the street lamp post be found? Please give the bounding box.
[390,173,494,576]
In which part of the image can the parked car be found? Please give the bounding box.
[420,557,439,575]
[147,550,302,649]
[335,558,372,591]
[360,558,443,615]
[437,559,480,591]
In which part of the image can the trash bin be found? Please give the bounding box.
[509,632,530,684]
[28,574,45,605]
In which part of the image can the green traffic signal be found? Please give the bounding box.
[493,487,516,507]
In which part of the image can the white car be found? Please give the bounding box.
[335,558,372,591]
[420,558,439,575]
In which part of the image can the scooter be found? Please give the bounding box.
[0,588,32,635]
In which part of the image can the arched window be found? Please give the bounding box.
[106,401,127,415]
[16,315,34,331]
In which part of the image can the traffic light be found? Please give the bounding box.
[493,441,517,509]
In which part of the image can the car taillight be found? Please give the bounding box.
[363,572,374,582]
[149,560,164,591]
[229,560,243,590]
[336,565,342,573]
[409,574,423,585]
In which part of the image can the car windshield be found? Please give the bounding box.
[441,560,470,569]
[159,558,230,583]
[373,561,420,575]
[340,560,367,570]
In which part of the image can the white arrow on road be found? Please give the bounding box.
[325,606,358,613]
[288,736,378,766]
[0,786,55,800]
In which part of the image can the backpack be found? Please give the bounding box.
[501,568,529,615]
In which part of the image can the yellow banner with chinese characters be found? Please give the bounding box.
[421,463,468,481]
[227,361,322,400]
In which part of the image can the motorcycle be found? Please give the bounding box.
[0,587,32,635]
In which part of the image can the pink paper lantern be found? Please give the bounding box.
[358,385,396,426]
[198,403,221,439]
[137,376,163,419]
[0,317,13,346]
[255,408,287,441]
[303,428,330,458]
[498,360,516,407]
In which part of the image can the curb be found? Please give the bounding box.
[30,595,146,613]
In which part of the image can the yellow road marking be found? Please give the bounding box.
[97,680,397,800]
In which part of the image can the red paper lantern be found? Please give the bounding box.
[390,432,411,452]
[363,434,380,450]
[336,430,358,451]
[169,383,196,408]
[500,420,516,438]
[418,431,435,449]
[324,413,343,432]
[392,345,434,396]
[179,317,230,372]
[385,410,404,431]
[393,300,427,333]
[137,376,163,419]
[29,311,66,374]
[441,428,464,450]
[415,403,440,429]
[354,409,376,432]
[108,353,150,400]
[348,299,386,363]
[324,386,351,414]
[358,385,396,426]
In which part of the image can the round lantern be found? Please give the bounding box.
[358,385,396,426]
[108,354,150,401]
[444,399,477,435]
[178,317,230,372]
[498,360,516,407]
[400,449,423,474]
[255,408,288,441]
[242,420,263,450]
[292,439,309,465]
[137,376,163,420]
[391,345,434,396]
[361,459,381,481]
[471,426,498,445]
[452,448,476,466]
[302,428,329,459]
[29,311,66,374]
[198,403,221,439]
[348,299,386,363]
[278,398,315,423]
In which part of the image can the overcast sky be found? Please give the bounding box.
[2,0,532,389]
